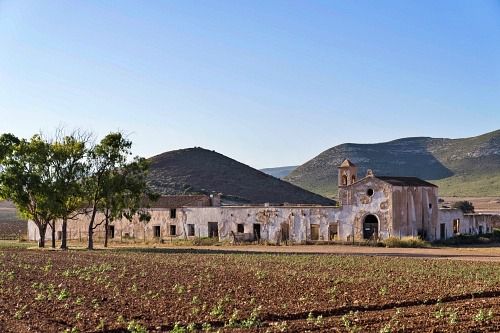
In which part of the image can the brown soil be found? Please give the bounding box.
[0,248,499,332]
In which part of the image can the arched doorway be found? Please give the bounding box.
[363,214,378,240]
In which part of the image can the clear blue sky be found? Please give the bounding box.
[1,1,499,168]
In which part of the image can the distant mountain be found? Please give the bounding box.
[285,130,500,198]
[260,166,297,179]
[147,148,335,205]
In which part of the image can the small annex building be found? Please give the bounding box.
[28,159,497,244]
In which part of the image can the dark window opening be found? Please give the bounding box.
[429,203,432,209]
[453,219,460,234]
[187,224,195,236]
[351,175,356,183]
[170,209,177,219]
[310,224,320,241]
[208,222,219,238]
[366,188,374,197]
[479,225,484,234]
[154,226,161,238]
[170,225,176,236]
[237,224,244,233]
[440,223,446,240]
[109,225,115,239]
[342,175,348,186]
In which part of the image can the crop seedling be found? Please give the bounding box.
[127,320,148,333]
[474,308,493,323]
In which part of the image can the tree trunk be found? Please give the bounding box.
[88,204,98,250]
[38,223,47,248]
[50,221,56,249]
[61,217,68,250]
[104,213,109,248]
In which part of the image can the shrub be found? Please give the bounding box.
[383,237,430,248]
[452,201,475,213]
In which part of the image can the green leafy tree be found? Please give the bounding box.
[0,134,57,248]
[51,133,88,249]
[84,132,133,250]
[100,157,157,247]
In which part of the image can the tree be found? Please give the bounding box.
[0,134,57,248]
[452,200,475,214]
[100,157,156,247]
[51,132,88,249]
[84,132,133,250]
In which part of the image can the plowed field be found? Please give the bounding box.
[0,248,499,332]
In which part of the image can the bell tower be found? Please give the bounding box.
[338,159,357,187]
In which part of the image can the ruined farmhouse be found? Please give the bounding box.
[28,160,496,244]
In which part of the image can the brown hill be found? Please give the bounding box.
[147,147,335,205]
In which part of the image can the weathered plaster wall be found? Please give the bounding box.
[391,186,438,240]
[340,176,392,240]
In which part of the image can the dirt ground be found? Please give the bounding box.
[0,247,499,332]
[127,243,500,262]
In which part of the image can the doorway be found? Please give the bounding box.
[253,223,261,241]
[208,222,219,238]
[310,224,320,241]
[363,214,378,240]
[329,223,338,241]
[280,223,289,243]
[440,223,446,239]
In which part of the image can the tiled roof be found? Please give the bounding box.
[376,176,437,188]
[147,195,212,208]
[339,159,356,167]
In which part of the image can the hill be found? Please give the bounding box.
[147,147,335,205]
[260,166,297,179]
[0,201,27,238]
[285,130,500,198]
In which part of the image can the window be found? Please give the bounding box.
[367,188,374,197]
[170,209,177,219]
[342,175,348,185]
[453,219,460,234]
[429,203,432,209]
[351,175,356,183]
[170,225,176,236]
[237,224,244,233]
[109,225,115,239]
[187,224,195,236]
[154,226,161,238]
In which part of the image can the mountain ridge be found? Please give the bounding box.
[284,129,500,197]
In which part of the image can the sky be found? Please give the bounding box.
[0,1,499,169]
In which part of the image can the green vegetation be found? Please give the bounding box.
[451,200,475,213]
[433,229,500,246]
[0,130,155,250]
